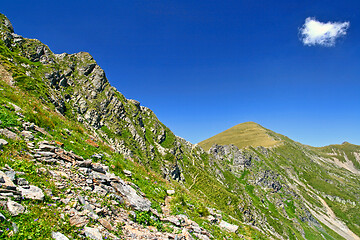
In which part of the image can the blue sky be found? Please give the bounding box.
[2,0,360,146]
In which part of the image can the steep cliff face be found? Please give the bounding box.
[0,13,359,240]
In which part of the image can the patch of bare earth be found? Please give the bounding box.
[0,64,14,86]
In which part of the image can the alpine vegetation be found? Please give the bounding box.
[0,13,359,240]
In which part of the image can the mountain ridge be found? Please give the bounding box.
[0,13,359,240]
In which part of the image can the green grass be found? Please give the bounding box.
[198,121,279,151]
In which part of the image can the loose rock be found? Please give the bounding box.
[51,231,69,240]
[84,227,102,240]
[219,220,238,232]
[18,185,44,200]
[0,139,8,148]
[6,200,25,216]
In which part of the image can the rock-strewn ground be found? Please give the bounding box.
[0,119,225,239]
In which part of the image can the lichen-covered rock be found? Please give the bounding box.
[6,200,25,216]
[51,232,69,240]
[219,220,238,232]
[84,227,102,240]
[18,185,44,200]
[111,180,151,212]
[0,139,8,149]
[0,129,19,140]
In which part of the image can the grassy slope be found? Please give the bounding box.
[314,142,360,170]
[198,121,279,151]
[1,13,359,239]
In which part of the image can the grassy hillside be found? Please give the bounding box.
[0,13,359,240]
[198,121,280,151]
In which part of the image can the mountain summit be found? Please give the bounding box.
[0,13,359,240]
[199,121,279,151]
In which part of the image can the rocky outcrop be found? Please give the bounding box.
[210,144,252,169]
[255,169,282,192]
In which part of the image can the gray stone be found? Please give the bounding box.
[0,171,16,189]
[36,151,56,157]
[18,185,44,200]
[5,170,16,181]
[38,143,57,152]
[0,129,18,140]
[69,214,88,227]
[51,231,69,240]
[219,220,238,232]
[91,153,103,159]
[20,131,34,141]
[84,227,102,240]
[16,178,29,187]
[123,169,132,177]
[94,185,108,196]
[0,212,5,222]
[162,215,181,226]
[0,139,8,149]
[12,222,18,234]
[111,180,151,212]
[77,195,86,205]
[22,122,35,131]
[91,163,108,174]
[167,189,175,195]
[6,200,25,216]
[77,159,92,168]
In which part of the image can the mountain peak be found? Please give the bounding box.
[0,13,14,33]
[198,121,279,151]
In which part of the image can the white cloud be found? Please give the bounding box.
[299,17,350,47]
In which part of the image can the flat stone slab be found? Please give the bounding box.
[219,220,238,232]
[0,139,8,148]
[0,171,16,189]
[6,200,25,216]
[51,231,69,240]
[18,185,44,200]
[84,227,102,240]
[0,129,18,140]
[111,180,151,212]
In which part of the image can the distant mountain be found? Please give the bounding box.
[198,121,279,151]
[0,13,359,240]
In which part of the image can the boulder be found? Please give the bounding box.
[0,129,18,140]
[20,131,34,141]
[0,171,16,189]
[77,159,92,168]
[51,232,69,240]
[69,214,88,227]
[98,218,114,231]
[111,180,151,211]
[123,169,132,177]
[0,139,8,149]
[18,185,44,200]
[219,220,238,232]
[22,122,35,131]
[162,215,181,226]
[84,227,102,240]
[92,163,108,174]
[5,170,16,181]
[6,200,25,216]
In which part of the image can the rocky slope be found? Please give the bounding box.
[0,13,359,240]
